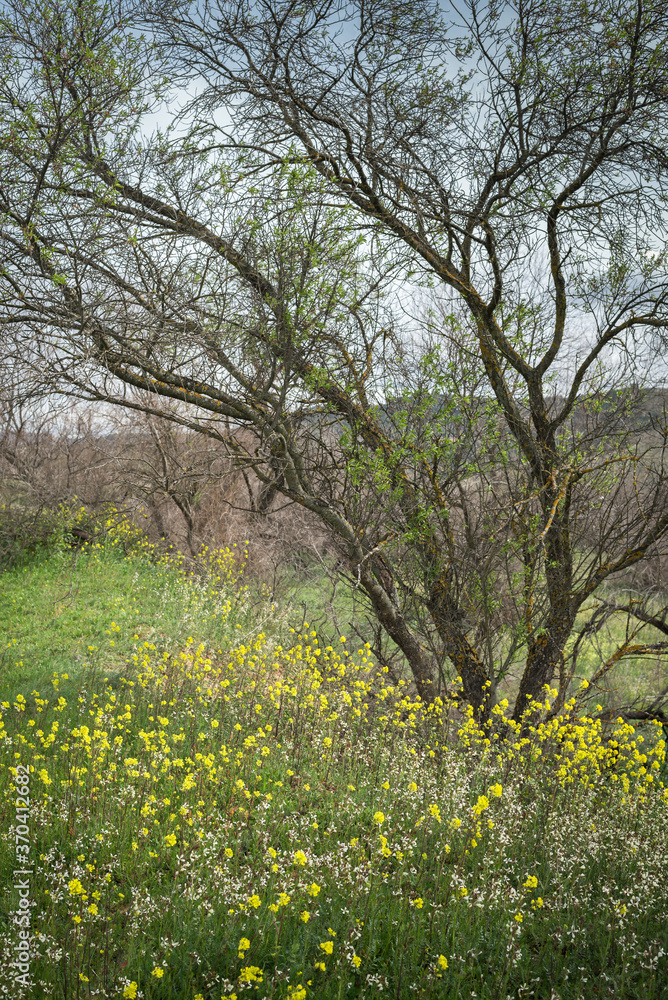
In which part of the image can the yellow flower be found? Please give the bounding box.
[373,811,385,825]
[225,848,233,858]
[489,783,502,797]
[411,897,424,909]
[300,911,310,922]
[239,966,263,983]
[352,954,361,968]
[238,937,251,953]
[408,782,418,793]
[437,955,448,970]
[151,967,165,978]
[523,875,538,890]
[122,984,138,999]
[293,850,307,866]
[320,941,334,954]
[248,894,261,909]
[308,883,321,897]
[278,892,291,906]
[472,794,490,816]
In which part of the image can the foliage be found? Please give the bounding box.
[0,500,92,568]
[2,0,668,725]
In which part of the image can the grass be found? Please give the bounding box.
[0,523,667,1000]
[0,524,278,703]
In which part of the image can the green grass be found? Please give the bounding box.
[0,538,283,703]
[0,535,666,1000]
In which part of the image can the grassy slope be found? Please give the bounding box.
[0,543,666,1000]
[0,541,273,701]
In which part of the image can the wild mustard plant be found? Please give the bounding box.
[0,523,666,999]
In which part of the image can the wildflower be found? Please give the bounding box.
[122,984,138,999]
[489,783,502,797]
[248,894,261,909]
[320,941,334,954]
[352,954,361,968]
[411,897,424,908]
[315,962,326,972]
[293,850,307,866]
[164,833,177,847]
[239,966,263,983]
[373,811,385,825]
[408,781,418,793]
[523,875,538,890]
[428,803,442,823]
[308,883,321,897]
[300,911,310,922]
[437,955,448,969]
[514,912,523,923]
[238,937,251,954]
[472,794,490,816]
[151,967,165,978]
[225,848,233,858]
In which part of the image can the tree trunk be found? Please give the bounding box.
[359,564,436,702]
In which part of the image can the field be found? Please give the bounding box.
[0,523,667,1000]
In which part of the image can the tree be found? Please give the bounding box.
[1,0,668,722]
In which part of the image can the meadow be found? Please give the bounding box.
[0,514,666,1000]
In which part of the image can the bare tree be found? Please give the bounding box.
[1,0,668,722]
[150,0,668,719]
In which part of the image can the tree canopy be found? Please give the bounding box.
[2,0,668,721]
